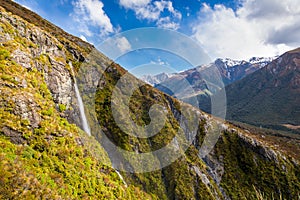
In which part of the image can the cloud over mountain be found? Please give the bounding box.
[192,0,300,60]
[73,0,114,36]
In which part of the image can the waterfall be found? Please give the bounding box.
[74,83,91,135]
[69,62,91,136]
[69,62,127,187]
[114,169,128,187]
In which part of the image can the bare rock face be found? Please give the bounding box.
[44,58,73,107]
[1,11,79,123]
[12,49,32,69]
[12,93,41,128]
[1,9,116,131]
[237,132,279,163]
[203,153,224,186]
[1,126,26,144]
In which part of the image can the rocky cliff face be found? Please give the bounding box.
[91,57,300,199]
[0,3,107,132]
[0,4,155,199]
[0,1,299,200]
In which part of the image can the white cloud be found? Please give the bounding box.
[150,58,170,66]
[192,0,300,60]
[119,0,182,30]
[135,5,161,21]
[114,37,132,53]
[80,35,88,42]
[157,17,180,30]
[73,0,114,36]
[119,0,151,8]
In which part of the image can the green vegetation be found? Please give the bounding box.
[0,8,157,199]
[215,130,300,199]
[0,48,10,60]
[58,104,67,112]
[1,0,93,55]
[0,1,299,200]
[223,48,300,134]
[91,60,300,199]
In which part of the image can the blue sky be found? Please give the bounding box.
[15,0,300,76]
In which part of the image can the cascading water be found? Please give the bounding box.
[69,62,127,187]
[74,83,91,136]
[114,169,128,187]
[70,62,91,136]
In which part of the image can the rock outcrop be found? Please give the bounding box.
[0,1,299,200]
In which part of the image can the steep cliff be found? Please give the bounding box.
[92,60,300,199]
[0,1,299,200]
[0,3,156,199]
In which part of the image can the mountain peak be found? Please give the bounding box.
[249,56,278,64]
[225,47,300,133]
[143,56,277,92]
[216,58,244,67]
[1,1,299,199]
[140,72,171,85]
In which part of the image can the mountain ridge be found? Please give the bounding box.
[0,1,299,199]
[141,56,276,86]
[223,47,300,134]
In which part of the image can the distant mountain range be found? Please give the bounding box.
[141,56,276,87]
[142,51,300,134]
[223,48,300,133]
[141,56,276,110]
[140,72,170,86]
[1,1,300,199]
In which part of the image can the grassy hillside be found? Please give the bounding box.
[0,4,156,199]
[0,1,299,199]
[91,59,300,199]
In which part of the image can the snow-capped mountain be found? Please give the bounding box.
[218,58,245,68]
[214,56,278,84]
[140,56,277,111]
[248,56,277,65]
[141,56,277,116]
[219,56,276,68]
[224,48,300,134]
[140,72,172,86]
[141,56,277,88]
